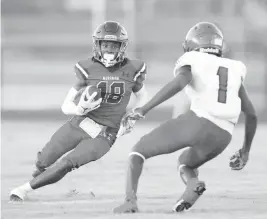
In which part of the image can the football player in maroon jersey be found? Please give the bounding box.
[10,21,148,201]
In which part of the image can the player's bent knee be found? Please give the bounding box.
[86,148,108,163]
[35,152,49,170]
[38,159,74,185]
[60,158,75,173]
[35,160,47,171]
[129,152,146,162]
[130,137,151,159]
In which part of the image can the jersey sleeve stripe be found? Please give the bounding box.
[134,63,146,81]
[75,63,89,79]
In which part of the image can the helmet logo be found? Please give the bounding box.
[104,35,118,40]
[199,48,219,53]
[120,30,126,36]
[120,28,127,39]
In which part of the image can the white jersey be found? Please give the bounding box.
[174,51,247,134]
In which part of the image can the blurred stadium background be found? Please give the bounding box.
[1,0,267,122]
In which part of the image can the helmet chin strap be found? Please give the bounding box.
[101,53,117,67]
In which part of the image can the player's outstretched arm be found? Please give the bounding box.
[117,85,149,137]
[141,65,192,116]
[230,84,257,170]
[239,84,257,154]
[132,84,149,108]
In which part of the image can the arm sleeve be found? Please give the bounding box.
[61,87,79,115]
[61,61,89,115]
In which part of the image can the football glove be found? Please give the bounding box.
[117,110,138,137]
[76,88,102,115]
[229,149,249,170]
[117,118,136,137]
[124,108,145,121]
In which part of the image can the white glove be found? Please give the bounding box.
[76,87,102,115]
[117,110,137,137]
[229,149,249,170]
[117,119,136,137]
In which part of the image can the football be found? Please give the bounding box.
[74,85,102,105]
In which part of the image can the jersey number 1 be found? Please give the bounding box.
[217,67,228,104]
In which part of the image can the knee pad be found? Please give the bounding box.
[35,152,48,171]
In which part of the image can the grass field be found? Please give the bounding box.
[1,121,267,219]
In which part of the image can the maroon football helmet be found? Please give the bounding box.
[92,21,128,67]
[183,22,224,56]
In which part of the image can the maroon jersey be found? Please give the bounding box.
[74,58,146,128]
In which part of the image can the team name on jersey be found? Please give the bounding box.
[102,76,120,80]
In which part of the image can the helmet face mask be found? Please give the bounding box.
[99,40,121,66]
[183,22,224,56]
[92,21,128,67]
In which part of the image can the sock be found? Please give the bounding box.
[179,165,199,185]
[20,182,34,192]
[125,154,144,201]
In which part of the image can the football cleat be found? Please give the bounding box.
[10,194,23,202]
[10,187,27,202]
[173,178,206,212]
[173,199,192,212]
[113,199,139,214]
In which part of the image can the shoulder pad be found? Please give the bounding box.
[175,51,198,68]
[129,59,146,81]
[174,52,197,77]
[238,61,247,81]
[129,59,145,70]
[74,59,93,81]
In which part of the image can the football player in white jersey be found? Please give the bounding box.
[113,22,258,213]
